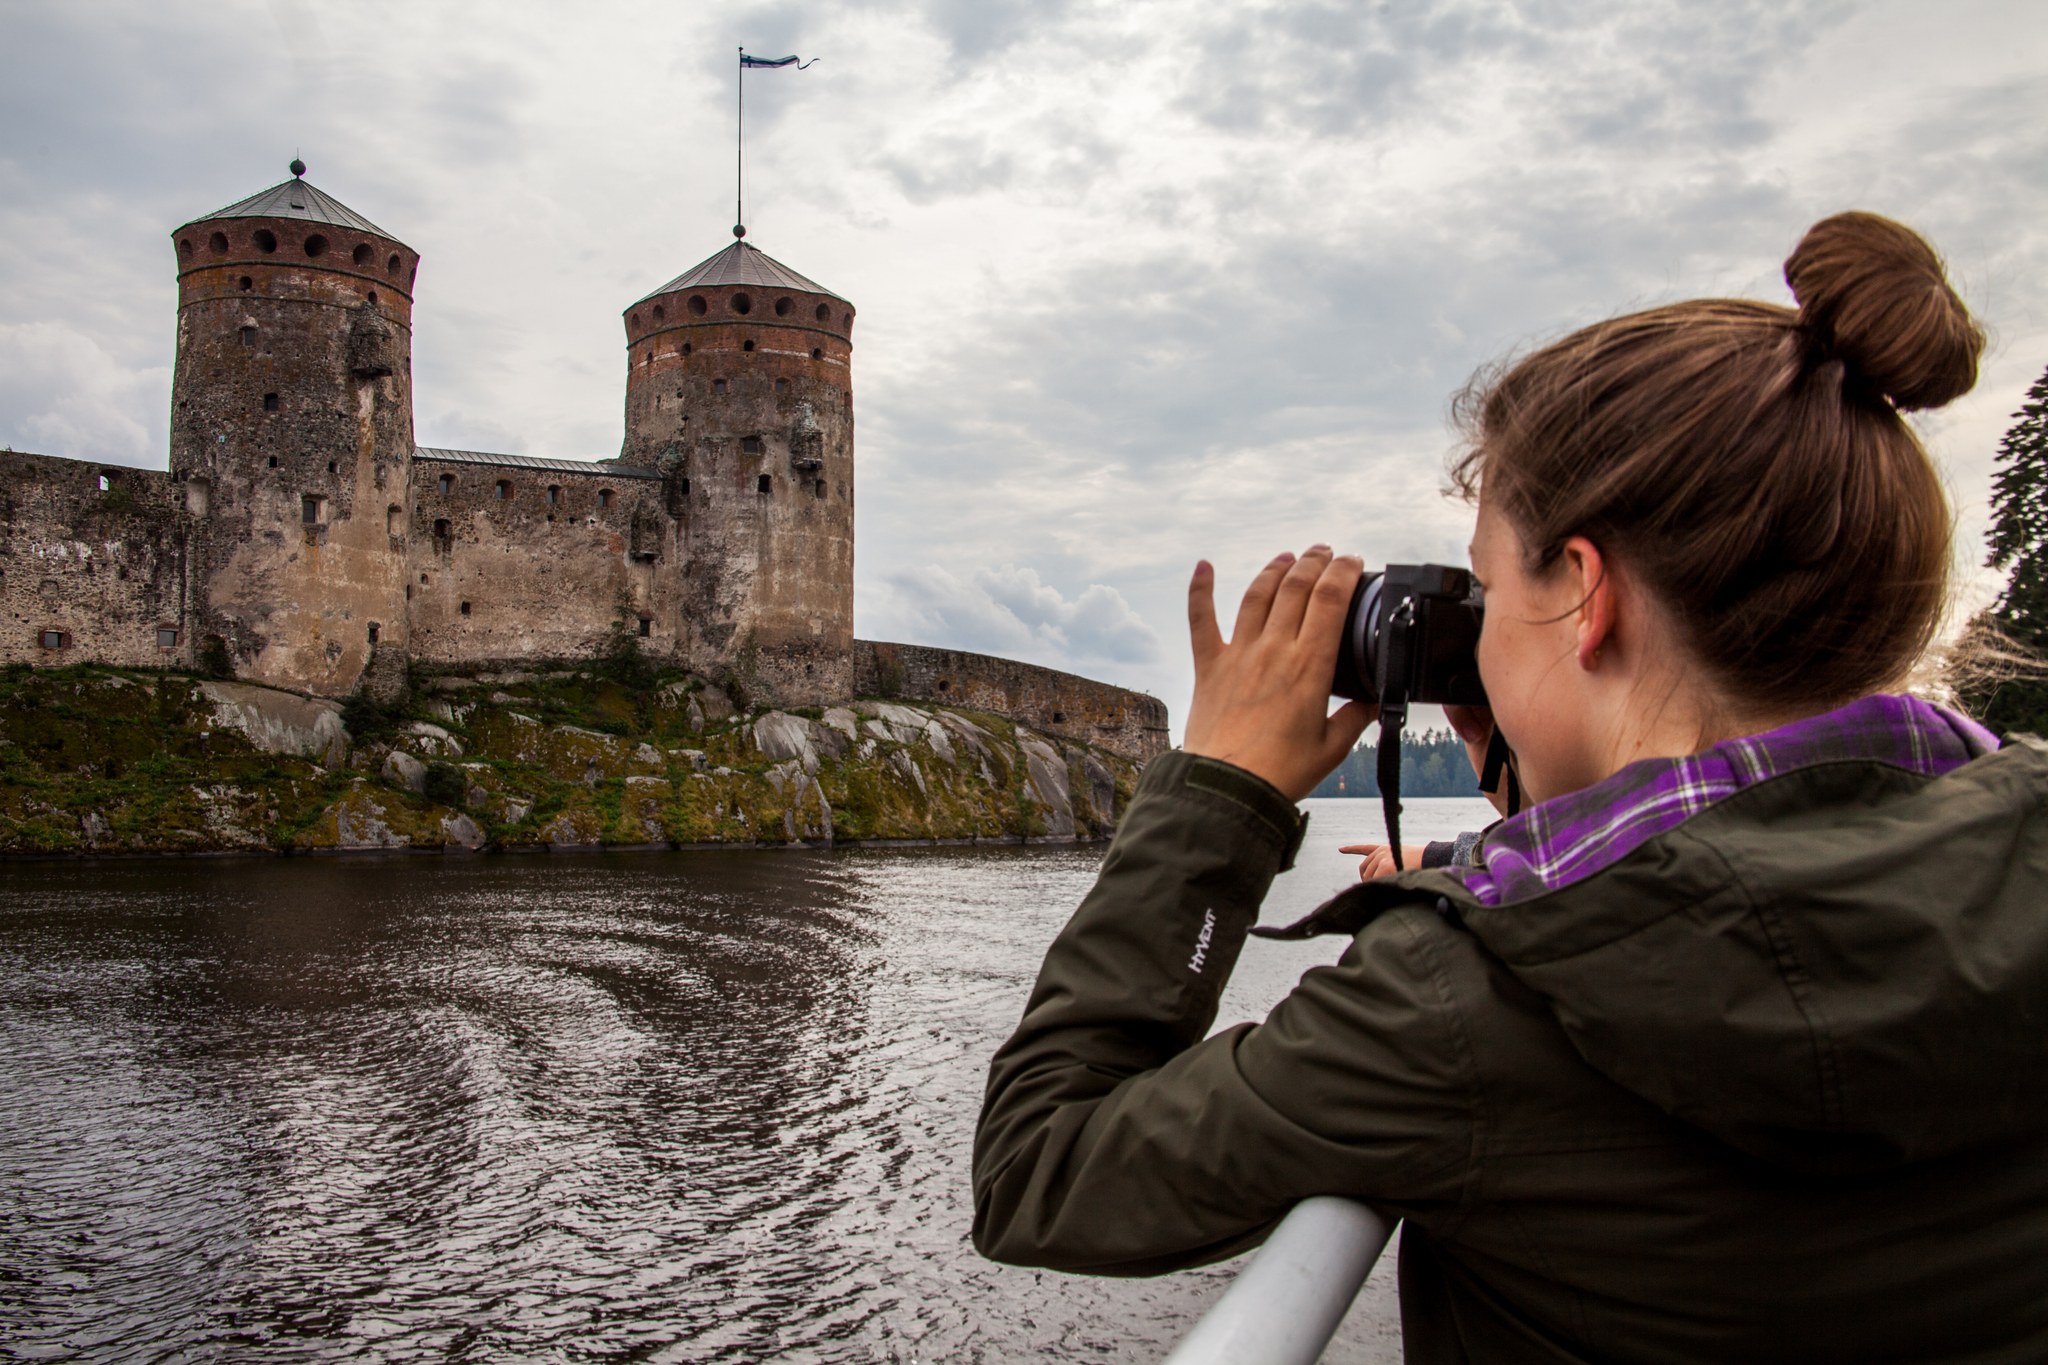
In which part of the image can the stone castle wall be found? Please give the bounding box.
[405,456,682,667]
[854,639,1168,764]
[0,453,198,669]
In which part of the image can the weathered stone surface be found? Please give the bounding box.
[753,711,821,773]
[382,750,427,793]
[201,681,348,765]
[1017,735,1077,840]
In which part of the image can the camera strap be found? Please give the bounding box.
[1379,702,1408,871]
[1479,725,1522,816]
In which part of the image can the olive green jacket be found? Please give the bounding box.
[973,742,2048,1363]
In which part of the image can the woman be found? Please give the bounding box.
[972,212,2048,1362]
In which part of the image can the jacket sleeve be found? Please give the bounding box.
[971,751,1481,1276]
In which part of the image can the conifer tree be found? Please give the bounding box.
[1964,364,2048,735]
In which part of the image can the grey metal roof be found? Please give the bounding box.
[414,447,660,479]
[182,173,403,242]
[634,240,844,307]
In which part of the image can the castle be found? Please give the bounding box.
[0,163,1167,763]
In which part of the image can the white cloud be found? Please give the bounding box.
[870,564,1160,677]
[0,322,165,466]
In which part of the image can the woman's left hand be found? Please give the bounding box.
[1182,547,1377,802]
[1339,843,1428,880]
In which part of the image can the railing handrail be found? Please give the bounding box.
[1161,1198,1396,1365]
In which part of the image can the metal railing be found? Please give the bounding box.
[1162,1198,1396,1365]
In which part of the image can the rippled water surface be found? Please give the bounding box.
[0,798,1495,1363]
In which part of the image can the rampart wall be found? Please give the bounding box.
[854,639,1168,764]
[0,453,198,669]
[405,457,682,667]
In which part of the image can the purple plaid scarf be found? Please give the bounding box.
[1458,694,2000,908]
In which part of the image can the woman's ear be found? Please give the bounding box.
[1562,536,1615,670]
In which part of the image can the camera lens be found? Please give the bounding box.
[1331,572,1384,701]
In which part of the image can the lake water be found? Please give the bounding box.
[0,797,1497,1364]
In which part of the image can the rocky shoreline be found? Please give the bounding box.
[0,665,1140,857]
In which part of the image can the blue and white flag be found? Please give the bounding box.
[740,53,816,69]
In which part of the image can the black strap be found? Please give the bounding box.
[1380,704,1407,870]
[1479,725,1522,816]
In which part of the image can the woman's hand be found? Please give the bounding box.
[1183,548,1376,802]
[1446,703,1511,817]
[1338,843,1428,880]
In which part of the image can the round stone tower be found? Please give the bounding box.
[621,231,855,704]
[169,161,417,697]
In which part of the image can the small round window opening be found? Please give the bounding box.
[210,231,230,255]
[689,296,708,316]
[775,297,792,317]
[178,238,193,259]
[730,293,753,316]
[653,304,666,322]
[304,234,328,258]
[353,243,373,266]
[681,343,693,356]
[810,347,823,361]
[386,253,402,276]
[742,340,754,352]
[239,275,253,291]
[814,303,831,323]
[254,229,277,254]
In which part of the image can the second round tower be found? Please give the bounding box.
[621,234,855,704]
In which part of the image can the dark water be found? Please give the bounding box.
[0,799,1494,1363]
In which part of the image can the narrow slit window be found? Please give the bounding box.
[495,479,512,500]
[757,474,772,494]
[438,473,454,495]
[713,379,727,395]
[263,393,279,412]
[637,616,652,638]
[547,485,560,505]
[367,622,380,644]
[460,601,472,617]
[239,326,255,346]
[599,489,613,509]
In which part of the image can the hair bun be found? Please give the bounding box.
[1783,211,1984,411]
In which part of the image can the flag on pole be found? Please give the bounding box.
[741,53,816,69]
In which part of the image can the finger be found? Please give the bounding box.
[1187,560,1224,671]
[1264,545,1334,642]
[1336,843,1383,855]
[1296,554,1365,667]
[1318,699,1376,771]
[1233,551,1296,642]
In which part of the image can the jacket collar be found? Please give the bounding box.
[1460,694,1999,908]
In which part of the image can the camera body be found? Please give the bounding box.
[1332,564,1487,708]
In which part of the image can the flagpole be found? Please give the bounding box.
[735,47,745,234]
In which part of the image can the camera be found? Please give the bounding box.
[1331,564,1487,708]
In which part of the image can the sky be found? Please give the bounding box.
[2,0,2044,733]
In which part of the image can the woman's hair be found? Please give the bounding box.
[1451,211,1985,711]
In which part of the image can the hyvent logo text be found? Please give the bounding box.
[1187,908,1217,975]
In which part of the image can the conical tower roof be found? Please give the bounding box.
[635,239,843,306]
[179,167,402,244]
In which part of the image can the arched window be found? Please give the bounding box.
[353,243,373,266]
[731,292,753,315]
[254,229,277,253]
[689,295,708,316]
[775,297,792,316]
[742,339,754,352]
[210,231,229,255]
[304,234,328,258]
[386,253,401,275]
[815,302,831,323]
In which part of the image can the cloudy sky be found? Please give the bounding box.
[3,0,2044,728]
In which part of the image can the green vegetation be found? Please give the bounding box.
[1309,728,1482,799]
[0,663,1138,856]
[1960,363,2048,736]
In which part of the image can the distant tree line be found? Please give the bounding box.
[1959,361,2048,736]
[1310,728,1481,799]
